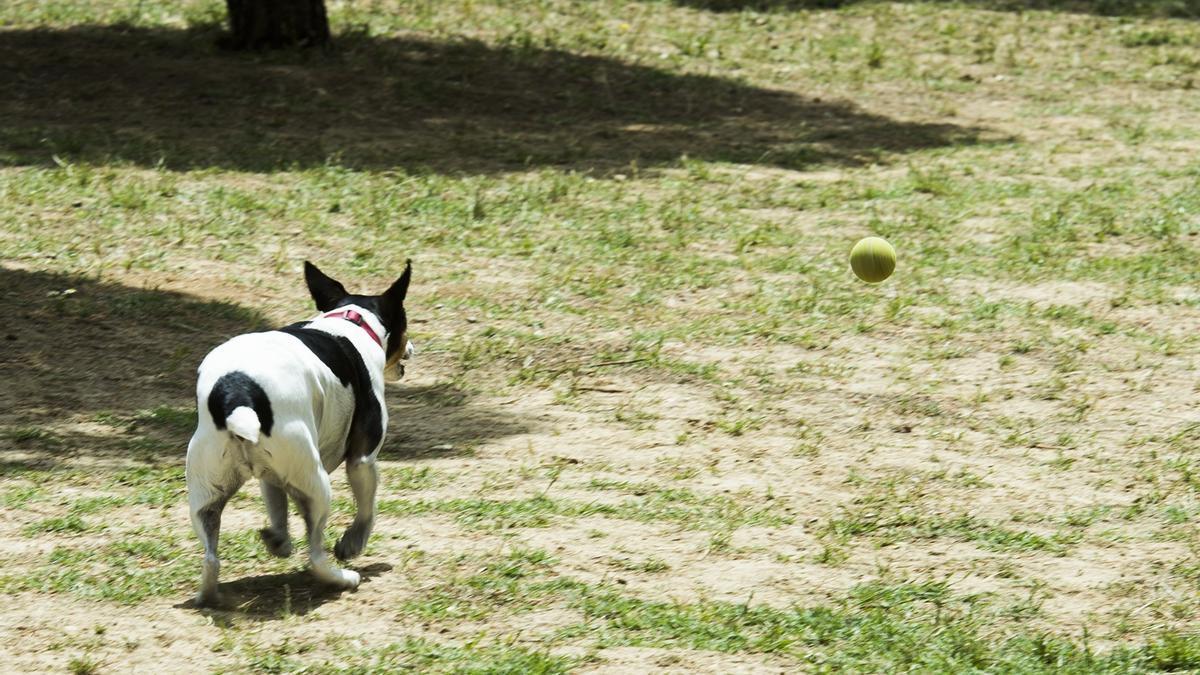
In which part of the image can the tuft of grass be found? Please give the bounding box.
[67,654,103,675]
[824,508,1082,555]
[401,547,567,622]
[1,426,59,444]
[382,465,439,491]
[3,484,46,509]
[24,513,95,535]
[107,466,185,506]
[317,636,577,674]
[378,487,791,532]
[1121,29,1194,48]
[135,405,197,432]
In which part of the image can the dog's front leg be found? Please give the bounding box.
[292,468,361,590]
[259,480,293,558]
[335,458,378,561]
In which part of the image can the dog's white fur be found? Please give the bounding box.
[186,266,410,607]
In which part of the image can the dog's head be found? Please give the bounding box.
[303,260,414,381]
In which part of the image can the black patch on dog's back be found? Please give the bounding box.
[208,371,274,437]
[278,324,383,463]
[279,323,358,387]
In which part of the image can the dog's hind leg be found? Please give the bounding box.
[186,437,244,607]
[190,494,229,607]
[335,458,378,561]
[258,480,293,558]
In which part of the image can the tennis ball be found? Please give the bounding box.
[849,237,896,283]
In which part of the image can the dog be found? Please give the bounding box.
[185,260,413,607]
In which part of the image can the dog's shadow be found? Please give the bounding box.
[175,562,391,619]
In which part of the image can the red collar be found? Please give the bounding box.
[322,309,383,348]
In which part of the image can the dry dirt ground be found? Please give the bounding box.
[2,256,1199,672]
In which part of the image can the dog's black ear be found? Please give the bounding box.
[304,261,348,312]
[379,259,412,322]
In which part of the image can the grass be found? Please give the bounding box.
[826,510,1085,554]
[66,654,103,675]
[380,550,1200,672]
[376,485,792,531]
[2,484,45,508]
[222,635,578,674]
[0,526,299,604]
[3,0,1200,671]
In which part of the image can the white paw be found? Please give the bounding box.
[312,564,360,589]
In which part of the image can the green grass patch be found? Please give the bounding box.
[401,547,571,621]
[399,554,1200,673]
[825,510,1082,554]
[382,465,440,491]
[565,580,1200,671]
[234,635,577,674]
[23,513,96,535]
[378,488,791,532]
[135,405,197,432]
[2,484,46,509]
[0,527,293,604]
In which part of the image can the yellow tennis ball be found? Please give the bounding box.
[849,237,896,283]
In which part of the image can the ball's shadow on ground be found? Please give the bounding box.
[0,24,995,174]
[176,562,393,619]
[0,267,527,469]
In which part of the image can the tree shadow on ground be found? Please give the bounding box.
[0,266,527,467]
[0,265,269,468]
[674,0,1198,18]
[178,562,393,619]
[0,23,989,174]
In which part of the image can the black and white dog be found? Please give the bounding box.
[186,260,413,607]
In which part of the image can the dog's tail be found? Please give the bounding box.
[225,407,262,444]
[207,371,273,445]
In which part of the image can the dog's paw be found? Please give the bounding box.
[259,527,294,558]
[334,522,369,561]
[313,565,360,589]
[340,569,361,589]
[193,590,223,608]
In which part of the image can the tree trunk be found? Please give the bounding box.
[224,0,331,50]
